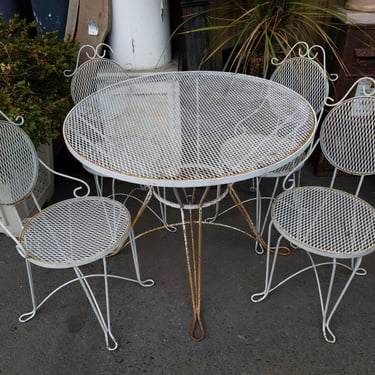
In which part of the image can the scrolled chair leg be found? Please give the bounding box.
[315,256,364,344]
[251,226,283,303]
[105,332,119,351]
[128,229,155,288]
[74,259,120,351]
[19,259,37,323]
[19,310,36,323]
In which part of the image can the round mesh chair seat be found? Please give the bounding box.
[20,197,131,269]
[271,186,375,258]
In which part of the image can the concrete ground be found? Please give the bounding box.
[0,149,374,375]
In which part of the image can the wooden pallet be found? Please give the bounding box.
[65,0,111,52]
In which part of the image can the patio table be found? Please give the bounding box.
[63,71,316,341]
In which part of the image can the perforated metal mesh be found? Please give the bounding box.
[0,120,38,205]
[270,57,329,115]
[70,58,127,104]
[263,152,305,178]
[320,96,375,175]
[272,187,375,258]
[20,197,131,268]
[64,71,316,187]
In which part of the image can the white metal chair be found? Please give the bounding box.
[251,77,375,343]
[0,111,154,351]
[254,41,338,253]
[64,44,171,229]
[64,43,129,196]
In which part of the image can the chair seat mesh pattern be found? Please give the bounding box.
[271,186,375,258]
[20,197,131,268]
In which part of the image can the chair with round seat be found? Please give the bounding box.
[251,77,375,343]
[64,43,129,196]
[253,41,338,253]
[0,110,154,351]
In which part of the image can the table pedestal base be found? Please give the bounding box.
[122,184,271,341]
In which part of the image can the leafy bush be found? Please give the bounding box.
[0,14,79,147]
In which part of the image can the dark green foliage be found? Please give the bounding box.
[0,14,79,147]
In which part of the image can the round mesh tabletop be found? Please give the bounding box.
[20,197,132,269]
[63,71,316,188]
[271,186,375,258]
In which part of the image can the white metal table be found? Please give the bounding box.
[63,71,316,341]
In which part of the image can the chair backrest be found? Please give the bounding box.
[270,42,336,123]
[320,77,375,178]
[65,43,128,104]
[0,115,38,206]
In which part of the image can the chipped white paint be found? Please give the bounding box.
[109,0,171,71]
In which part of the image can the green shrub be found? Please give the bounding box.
[0,14,79,147]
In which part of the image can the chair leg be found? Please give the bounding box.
[309,254,363,344]
[153,186,178,232]
[251,223,283,303]
[158,187,171,229]
[74,258,118,351]
[18,259,38,323]
[128,228,155,287]
[20,259,119,350]
[254,176,280,254]
[251,225,365,343]
[93,174,103,196]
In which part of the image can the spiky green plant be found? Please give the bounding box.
[176,0,357,77]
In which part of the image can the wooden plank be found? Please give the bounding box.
[74,0,112,50]
[64,0,80,41]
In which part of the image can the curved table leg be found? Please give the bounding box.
[180,206,206,342]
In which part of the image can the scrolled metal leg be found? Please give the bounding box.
[128,228,154,287]
[310,255,363,344]
[251,224,283,303]
[93,174,103,196]
[180,206,205,342]
[18,259,37,323]
[255,177,280,254]
[74,258,118,351]
[253,232,365,344]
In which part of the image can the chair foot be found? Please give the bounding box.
[355,267,367,276]
[105,332,119,351]
[322,324,336,344]
[18,310,36,323]
[250,291,268,303]
[137,278,155,287]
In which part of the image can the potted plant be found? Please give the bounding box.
[176,0,350,77]
[0,14,78,236]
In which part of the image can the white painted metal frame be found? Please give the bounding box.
[251,77,375,343]
[0,113,154,351]
[63,71,317,341]
[64,43,128,196]
[254,41,338,253]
